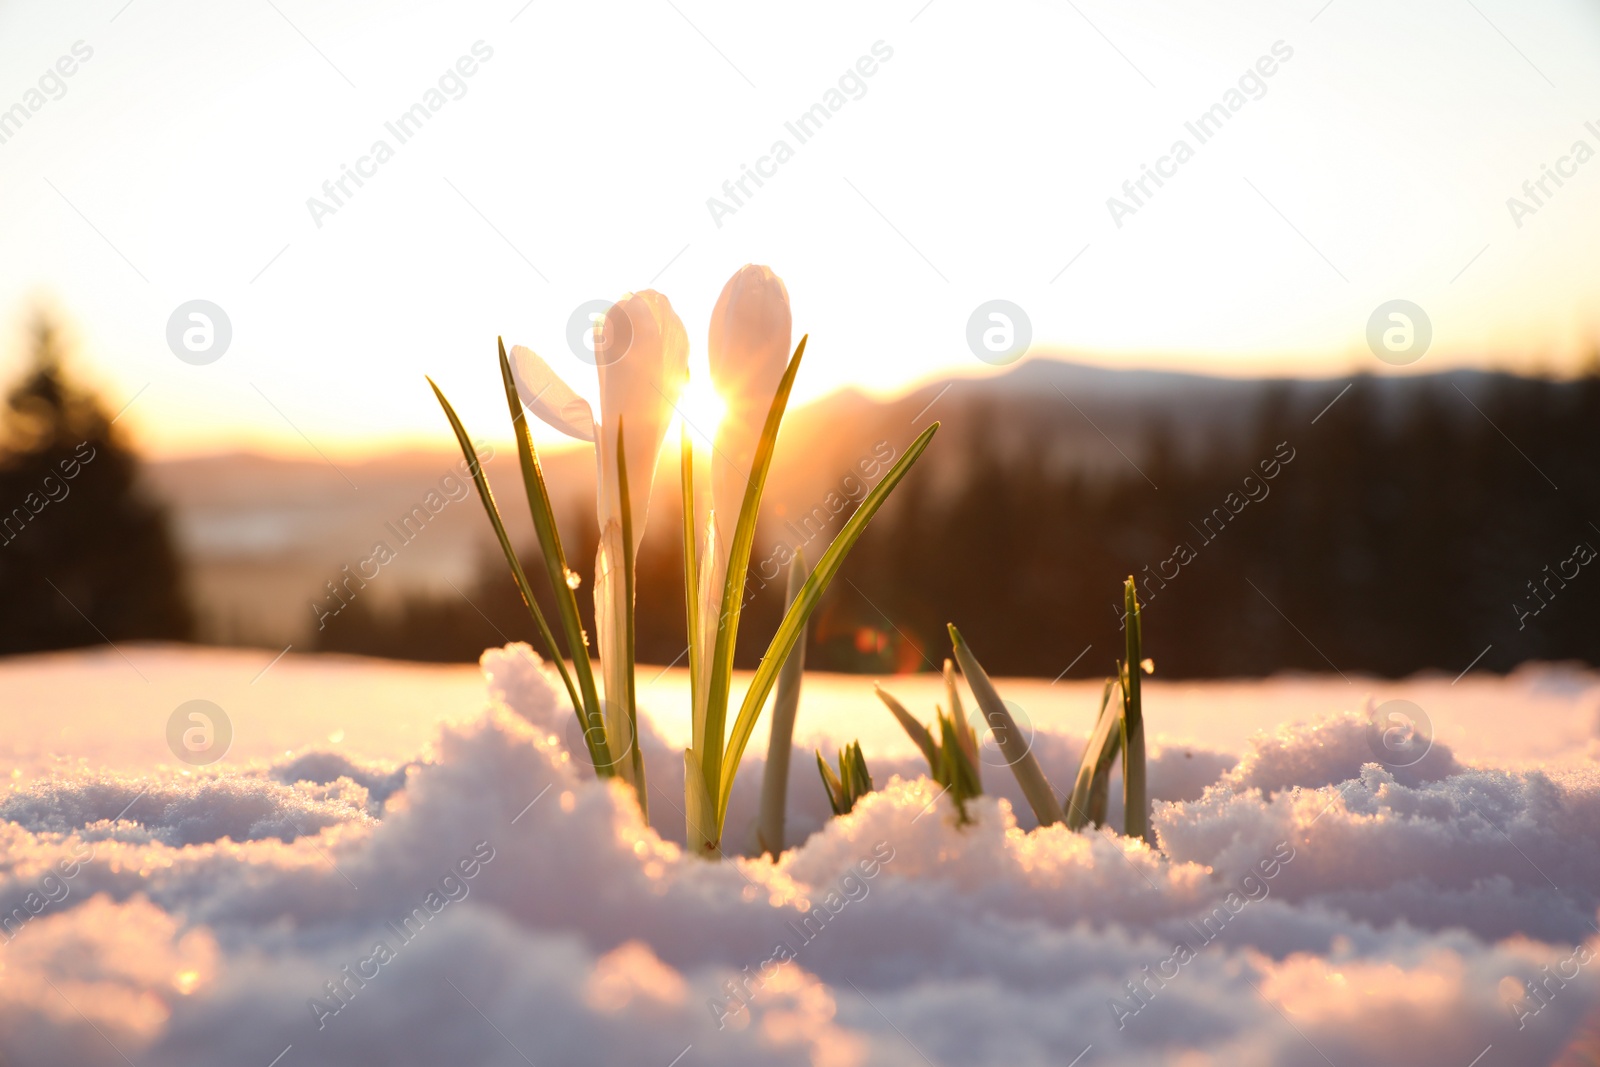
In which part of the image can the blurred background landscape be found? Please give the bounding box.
[4,1,1598,685]
[7,312,1595,679]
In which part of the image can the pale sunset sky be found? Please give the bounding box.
[1,0,1597,459]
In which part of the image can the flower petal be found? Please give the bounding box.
[708,265,791,548]
[595,291,689,550]
[509,345,596,442]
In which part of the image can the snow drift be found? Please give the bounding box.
[2,642,1598,1066]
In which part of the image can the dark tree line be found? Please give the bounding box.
[0,319,192,653]
[837,372,1600,678]
[318,370,1600,679]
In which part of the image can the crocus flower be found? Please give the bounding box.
[511,291,688,550]
[509,291,688,786]
[691,266,792,771]
[434,262,938,854]
[696,265,792,650]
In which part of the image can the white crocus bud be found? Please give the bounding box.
[692,266,792,783]
[591,291,688,793]
[508,292,686,801]
[595,291,689,551]
[707,265,792,553]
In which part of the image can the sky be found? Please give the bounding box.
[1,0,1598,459]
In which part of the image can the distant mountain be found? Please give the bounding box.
[142,357,1535,647]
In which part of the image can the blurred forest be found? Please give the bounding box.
[313,370,1600,679]
[0,319,191,652]
[0,315,1591,679]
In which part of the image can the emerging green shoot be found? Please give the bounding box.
[1063,579,1155,842]
[1120,576,1151,845]
[756,548,810,858]
[1065,678,1121,831]
[874,684,936,770]
[816,741,873,817]
[949,625,1065,827]
[935,711,982,824]
[944,658,980,790]
[874,683,981,824]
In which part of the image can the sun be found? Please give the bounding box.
[677,375,727,439]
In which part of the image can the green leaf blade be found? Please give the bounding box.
[616,418,647,817]
[492,342,607,762]
[702,335,810,805]
[757,549,810,858]
[1122,577,1151,845]
[875,684,937,772]
[949,624,1065,828]
[680,423,700,727]
[428,376,591,757]
[716,420,941,822]
[1066,678,1121,830]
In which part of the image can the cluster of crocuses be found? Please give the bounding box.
[430,265,937,857]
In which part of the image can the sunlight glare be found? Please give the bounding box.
[677,376,727,441]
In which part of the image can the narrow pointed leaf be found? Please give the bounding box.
[702,336,809,803]
[1066,678,1121,830]
[941,712,981,800]
[848,741,873,798]
[428,376,593,760]
[493,342,607,763]
[949,624,1065,827]
[936,711,979,824]
[616,420,647,818]
[816,749,845,816]
[757,549,809,858]
[945,658,980,790]
[935,717,955,789]
[1122,578,1151,844]
[875,684,937,772]
[691,514,720,759]
[680,423,700,720]
[1087,719,1120,829]
[716,420,940,823]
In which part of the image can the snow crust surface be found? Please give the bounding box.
[2,643,1598,1066]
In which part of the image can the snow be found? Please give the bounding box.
[2,642,1599,1065]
